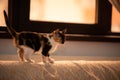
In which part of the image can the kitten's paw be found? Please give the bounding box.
[19,59,26,63]
[26,59,35,63]
[43,60,49,64]
[48,57,54,64]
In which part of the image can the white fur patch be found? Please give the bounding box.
[48,37,59,53]
[20,46,34,61]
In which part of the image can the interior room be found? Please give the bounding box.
[0,0,120,80]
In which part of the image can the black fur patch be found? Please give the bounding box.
[42,43,52,56]
[18,32,41,51]
[41,36,52,56]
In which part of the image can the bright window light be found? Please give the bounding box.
[0,0,8,26]
[30,0,96,24]
[111,6,120,32]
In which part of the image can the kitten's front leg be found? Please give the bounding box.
[48,57,54,63]
[42,55,54,63]
[42,43,52,63]
[42,55,48,63]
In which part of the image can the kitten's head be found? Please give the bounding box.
[51,29,67,44]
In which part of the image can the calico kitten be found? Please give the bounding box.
[3,10,66,63]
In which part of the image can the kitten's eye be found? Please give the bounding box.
[56,33,60,37]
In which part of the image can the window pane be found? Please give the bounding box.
[30,0,96,24]
[111,6,120,32]
[0,0,8,27]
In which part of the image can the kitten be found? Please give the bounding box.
[3,10,66,63]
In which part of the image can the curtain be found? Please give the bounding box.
[109,0,120,13]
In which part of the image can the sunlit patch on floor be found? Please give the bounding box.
[0,60,120,80]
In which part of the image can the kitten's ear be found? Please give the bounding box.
[55,29,60,32]
[62,29,67,34]
[53,29,60,33]
[49,34,53,38]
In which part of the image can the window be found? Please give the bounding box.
[111,6,120,32]
[0,0,8,27]
[30,0,96,24]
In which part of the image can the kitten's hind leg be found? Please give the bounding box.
[17,47,24,62]
[22,46,35,63]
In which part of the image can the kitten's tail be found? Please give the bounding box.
[3,10,17,38]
